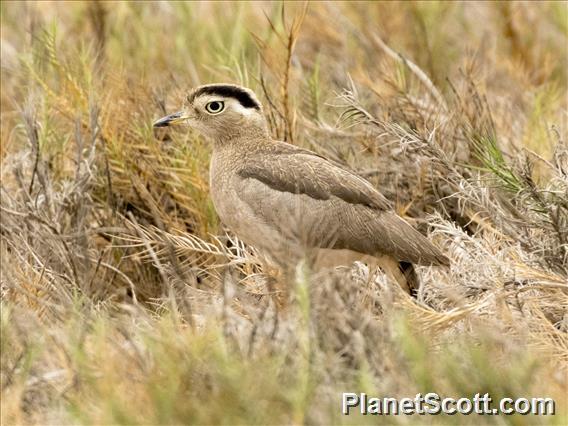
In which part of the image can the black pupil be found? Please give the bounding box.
[209,102,221,112]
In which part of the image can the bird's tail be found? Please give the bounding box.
[374,256,419,296]
[398,261,420,296]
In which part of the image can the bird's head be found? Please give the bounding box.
[153,83,268,140]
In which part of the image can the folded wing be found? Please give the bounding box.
[237,142,448,265]
[238,143,392,211]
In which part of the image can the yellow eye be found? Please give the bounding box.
[205,101,225,114]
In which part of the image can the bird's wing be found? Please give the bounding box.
[238,143,392,211]
[235,142,449,266]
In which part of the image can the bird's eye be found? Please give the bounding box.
[205,101,225,114]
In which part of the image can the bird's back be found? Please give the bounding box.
[213,138,449,266]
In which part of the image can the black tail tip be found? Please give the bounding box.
[399,261,420,297]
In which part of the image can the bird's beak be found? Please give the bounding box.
[153,111,189,127]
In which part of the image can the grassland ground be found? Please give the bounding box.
[1,2,567,425]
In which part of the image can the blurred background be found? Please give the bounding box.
[1,2,567,425]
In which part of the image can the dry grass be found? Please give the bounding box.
[1,1,567,425]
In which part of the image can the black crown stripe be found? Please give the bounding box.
[191,85,261,110]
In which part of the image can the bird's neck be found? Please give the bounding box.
[212,128,271,152]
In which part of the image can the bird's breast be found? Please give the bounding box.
[209,151,245,229]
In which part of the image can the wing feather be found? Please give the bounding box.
[234,141,449,266]
[238,143,392,211]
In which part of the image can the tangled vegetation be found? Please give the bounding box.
[1,2,567,425]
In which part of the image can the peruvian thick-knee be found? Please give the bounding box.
[154,83,449,294]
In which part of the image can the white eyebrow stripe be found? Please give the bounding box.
[226,98,255,116]
[199,95,255,116]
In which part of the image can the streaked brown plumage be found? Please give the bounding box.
[154,83,449,294]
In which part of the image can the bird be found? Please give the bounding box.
[153,83,449,294]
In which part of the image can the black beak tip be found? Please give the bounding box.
[153,111,183,128]
[153,116,173,128]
